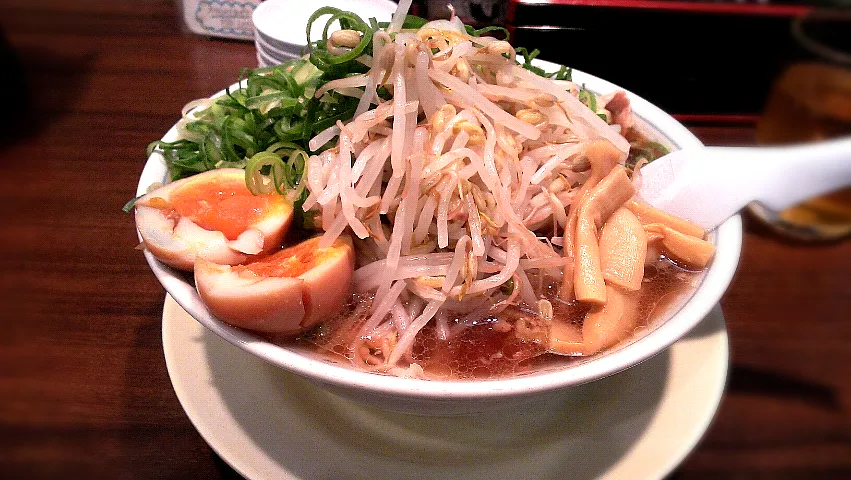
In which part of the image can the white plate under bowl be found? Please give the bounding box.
[254,31,302,61]
[163,294,728,480]
[256,46,293,66]
[256,52,270,69]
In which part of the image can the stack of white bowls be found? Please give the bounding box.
[252,0,399,68]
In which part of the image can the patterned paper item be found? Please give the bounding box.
[181,0,262,40]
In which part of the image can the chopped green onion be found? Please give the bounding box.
[307,7,374,71]
[122,195,142,213]
[552,65,572,81]
[578,86,597,112]
[466,25,510,40]
[514,47,573,81]
[244,146,309,196]
[147,58,340,185]
[245,151,289,195]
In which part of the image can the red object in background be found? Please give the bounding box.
[506,0,816,120]
[509,0,812,17]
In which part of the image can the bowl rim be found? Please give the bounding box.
[137,63,742,400]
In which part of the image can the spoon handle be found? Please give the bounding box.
[638,137,851,230]
[730,136,851,212]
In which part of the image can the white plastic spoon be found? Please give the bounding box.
[636,136,851,230]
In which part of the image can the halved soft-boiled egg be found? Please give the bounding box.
[135,168,293,271]
[194,235,355,335]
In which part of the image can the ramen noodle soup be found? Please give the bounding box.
[135,1,716,380]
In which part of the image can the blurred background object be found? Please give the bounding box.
[421,0,508,23]
[0,25,29,149]
[505,0,847,119]
[750,8,851,240]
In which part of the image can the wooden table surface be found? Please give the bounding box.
[1,1,849,479]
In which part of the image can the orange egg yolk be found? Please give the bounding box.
[236,238,334,278]
[164,175,276,240]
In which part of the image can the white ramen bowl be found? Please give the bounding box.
[137,65,742,416]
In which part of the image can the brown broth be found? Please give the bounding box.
[300,256,700,380]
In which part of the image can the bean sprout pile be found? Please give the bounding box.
[299,0,686,376]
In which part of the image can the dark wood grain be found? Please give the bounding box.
[1,2,849,479]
